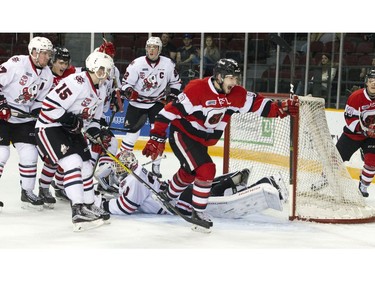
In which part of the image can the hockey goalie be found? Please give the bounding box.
[93,150,288,219]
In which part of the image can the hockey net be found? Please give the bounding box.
[223,93,375,223]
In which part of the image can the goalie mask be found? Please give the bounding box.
[113,150,138,176]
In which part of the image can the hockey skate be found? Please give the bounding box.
[85,203,111,223]
[51,180,70,202]
[358,182,369,197]
[21,189,44,210]
[191,209,213,233]
[71,203,104,232]
[38,185,56,209]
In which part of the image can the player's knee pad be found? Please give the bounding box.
[14,143,38,165]
[0,145,10,164]
[176,167,195,185]
[195,162,216,181]
[59,154,83,171]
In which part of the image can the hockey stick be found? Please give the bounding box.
[85,132,212,229]
[142,154,167,167]
[11,111,37,119]
[108,113,148,133]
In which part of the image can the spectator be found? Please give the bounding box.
[203,35,220,76]
[176,33,199,88]
[160,33,177,61]
[296,53,337,102]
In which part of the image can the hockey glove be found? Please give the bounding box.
[142,134,166,160]
[277,95,299,118]
[30,108,41,118]
[122,88,139,101]
[87,127,113,154]
[57,112,83,134]
[109,89,123,113]
[0,95,11,121]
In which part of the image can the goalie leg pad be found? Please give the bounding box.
[210,168,251,196]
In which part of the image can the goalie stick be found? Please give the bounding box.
[85,132,212,230]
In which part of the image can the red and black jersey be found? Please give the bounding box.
[343,87,375,141]
[151,77,282,146]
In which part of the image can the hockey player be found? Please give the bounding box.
[0,36,54,209]
[35,51,114,232]
[96,150,288,219]
[142,58,299,227]
[38,46,80,206]
[119,36,181,178]
[91,40,122,193]
[336,68,375,197]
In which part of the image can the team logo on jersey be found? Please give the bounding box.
[61,144,70,155]
[15,83,38,104]
[81,98,92,107]
[19,75,28,86]
[143,75,158,90]
[0,65,7,74]
[75,76,84,84]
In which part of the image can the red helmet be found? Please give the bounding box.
[98,41,116,58]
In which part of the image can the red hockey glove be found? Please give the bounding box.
[87,128,113,154]
[122,88,139,101]
[0,95,11,121]
[277,95,299,118]
[142,134,166,160]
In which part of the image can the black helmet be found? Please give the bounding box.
[52,47,71,63]
[213,58,241,78]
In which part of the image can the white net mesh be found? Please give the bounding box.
[226,95,375,223]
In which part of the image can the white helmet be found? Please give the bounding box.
[145,36,162,56]
[85,51,114,80]
[28,37,53,55]
[112,150,138,176]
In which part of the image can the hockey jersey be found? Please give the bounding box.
[342,88,375,141]
[0,55,53,123]
[121,56,181,109]
[152,77,282,146]
[35,71,105,131]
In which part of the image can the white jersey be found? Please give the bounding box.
[121,55,181,109]
[35,71,105,131]
[0,55,53,124]
[107,165,165,215]
[100,66,121,114]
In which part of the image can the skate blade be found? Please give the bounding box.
[21,202,43,211]
[73,219,105,232]
[191,225,212,234]
[43,203,55,209]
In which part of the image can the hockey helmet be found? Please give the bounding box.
[98,41,116,58]
[85,51,114,79]
[28,37,53,56]
[213,58,241,79]
[366,68,375,82]
[52,47,71,63]
[113,150,138,176]
[145,36,162,56]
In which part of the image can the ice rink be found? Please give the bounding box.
[0,144,373,280]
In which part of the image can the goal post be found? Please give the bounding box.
[223,93,375,223]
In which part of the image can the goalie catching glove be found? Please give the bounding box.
[275,95,299,118]
[142,133,166,160]
[87,127,113,154]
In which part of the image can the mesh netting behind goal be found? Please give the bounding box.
[224,94,375,223]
